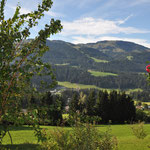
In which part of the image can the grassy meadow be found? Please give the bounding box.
[125,88,143,94]
[90,57,109,63]
[58,81,102,90]
[2,124,150,150]
[88,70,118,77]
[57,81,118,93]
[55,63,70,66]
[127,56,133,61]
[58,81,143,95]
[143,102,150,105]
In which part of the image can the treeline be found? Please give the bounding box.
[53,65,148,89]
[21,89,150,125]
[68,90,136,124]
[21,92,63,125]
[131,90,150,102]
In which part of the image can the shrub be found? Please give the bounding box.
[99,128,118,150]
[135,109,148,122]
[40,122,118,150]
[131,122,147,139]
[40,129,72,150]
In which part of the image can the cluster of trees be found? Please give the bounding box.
[20,89,137,125]
[68,90,136,124]
[131,90,150,102]
[52,65,148,89]
[21,92,63,125]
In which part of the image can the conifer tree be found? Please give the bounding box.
[69,92,79,113]
[86,90,96,116]
[100,91,109,123]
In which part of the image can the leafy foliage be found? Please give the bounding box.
[40,121,118,150]
[0,0,62,144]
[131,122,147,139]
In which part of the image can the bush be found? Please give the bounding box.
[135,109,148,122]
[131,122,147,139]
[99,129,118,150]
[40,129,72,150]
[40,122,118,150]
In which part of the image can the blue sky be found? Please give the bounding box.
[4,0,150,47]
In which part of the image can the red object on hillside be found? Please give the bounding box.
[146,65,150,73]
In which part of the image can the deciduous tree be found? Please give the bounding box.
[0,0,62,143]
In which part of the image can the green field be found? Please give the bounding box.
[88,70,118,77]
[143,102,150,105]
[58,81,143,95]
[125,88,143,94]
[90,57,109,63]
[71,65,79,68]
[55,63,69,66]
[58,81,102,89]
[2,124,150,150]
[127,56,133,61]
[58,81,115,92]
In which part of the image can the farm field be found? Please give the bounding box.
[58,81,143,94]
[88,70,118,77]
[90,57,109,63]
[2,124,150,150]
[55,63,70,66]
[143,102,150,105]
[58,81,103,90]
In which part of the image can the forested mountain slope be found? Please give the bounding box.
[37,40,150,90]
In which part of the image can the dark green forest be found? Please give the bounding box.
[30,40,150,102]
[40,40,149,89]
[22,89,150,125]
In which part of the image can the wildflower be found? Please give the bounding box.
[146,65,150,73]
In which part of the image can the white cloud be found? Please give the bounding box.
[61,17,149,36]
[72,36,150,48]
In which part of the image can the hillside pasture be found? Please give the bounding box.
[57,81,116,92]
[125,88,143,94]
[127,56,133,61]
[55,63,69,66]
[90,57,109,63]
[143,102,150,105]
[58,81,143,95]
[88,70,118,77]
[58,81,102,89]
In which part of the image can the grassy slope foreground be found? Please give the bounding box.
[2,124,150,150]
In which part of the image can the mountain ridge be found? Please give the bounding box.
[35,39,150,90]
